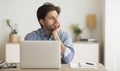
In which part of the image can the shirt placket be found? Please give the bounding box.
[49,35,53,40]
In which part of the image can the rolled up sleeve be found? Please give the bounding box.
[64,47,71,57]
[61,32,75,64]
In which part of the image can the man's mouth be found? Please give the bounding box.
[54,23,59,27]
[54,23,60,29]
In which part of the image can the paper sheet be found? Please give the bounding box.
[70,63,97,69]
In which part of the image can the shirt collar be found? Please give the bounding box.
[40,28,51,37]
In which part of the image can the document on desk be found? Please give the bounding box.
[70,62,97,69]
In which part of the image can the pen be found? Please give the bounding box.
[86,62,94,65]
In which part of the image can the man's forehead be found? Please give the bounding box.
[46,10,58,17]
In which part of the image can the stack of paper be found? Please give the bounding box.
[70,63,97,69]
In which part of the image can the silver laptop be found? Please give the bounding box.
[20,41,61,68]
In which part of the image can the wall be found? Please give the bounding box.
[0,0,103,63]
[0,0,3,57]
[0,0,8,58]
[105,0,120,71]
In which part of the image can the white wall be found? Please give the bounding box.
[105,0,120,71]
[0,0,103,62]
[0,0,3,57]
[0,0,9,58]
[2,0,102,38]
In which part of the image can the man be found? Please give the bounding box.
[25,2,74,63]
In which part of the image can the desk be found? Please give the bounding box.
[1,63,107,71]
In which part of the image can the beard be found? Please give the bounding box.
[44,23,60,32]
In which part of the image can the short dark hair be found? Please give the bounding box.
[37,2,61,27]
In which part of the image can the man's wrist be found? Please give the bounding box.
[52,32,60,41]
[61,44,66,55]
[52,31,57,35]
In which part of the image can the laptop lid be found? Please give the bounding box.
[20,41,61,68]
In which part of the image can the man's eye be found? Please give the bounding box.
[49,17,54,19]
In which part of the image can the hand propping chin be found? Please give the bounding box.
[53,26,61,34]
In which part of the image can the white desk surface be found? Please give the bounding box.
[0,63,107,71]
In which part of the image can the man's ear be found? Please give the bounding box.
[39,19,44,26]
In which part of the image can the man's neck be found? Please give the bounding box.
[42,27,52,35]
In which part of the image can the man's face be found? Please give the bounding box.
[41,10,60,32]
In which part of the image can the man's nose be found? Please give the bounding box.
[54,18,59,23]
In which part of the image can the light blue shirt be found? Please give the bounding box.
[25,28,74,63]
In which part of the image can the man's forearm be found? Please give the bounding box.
[52,32,66,55]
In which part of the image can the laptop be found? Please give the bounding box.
[20,41,61,68]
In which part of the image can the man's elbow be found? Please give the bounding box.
[62,52,75,64]
[63,58,72,64]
